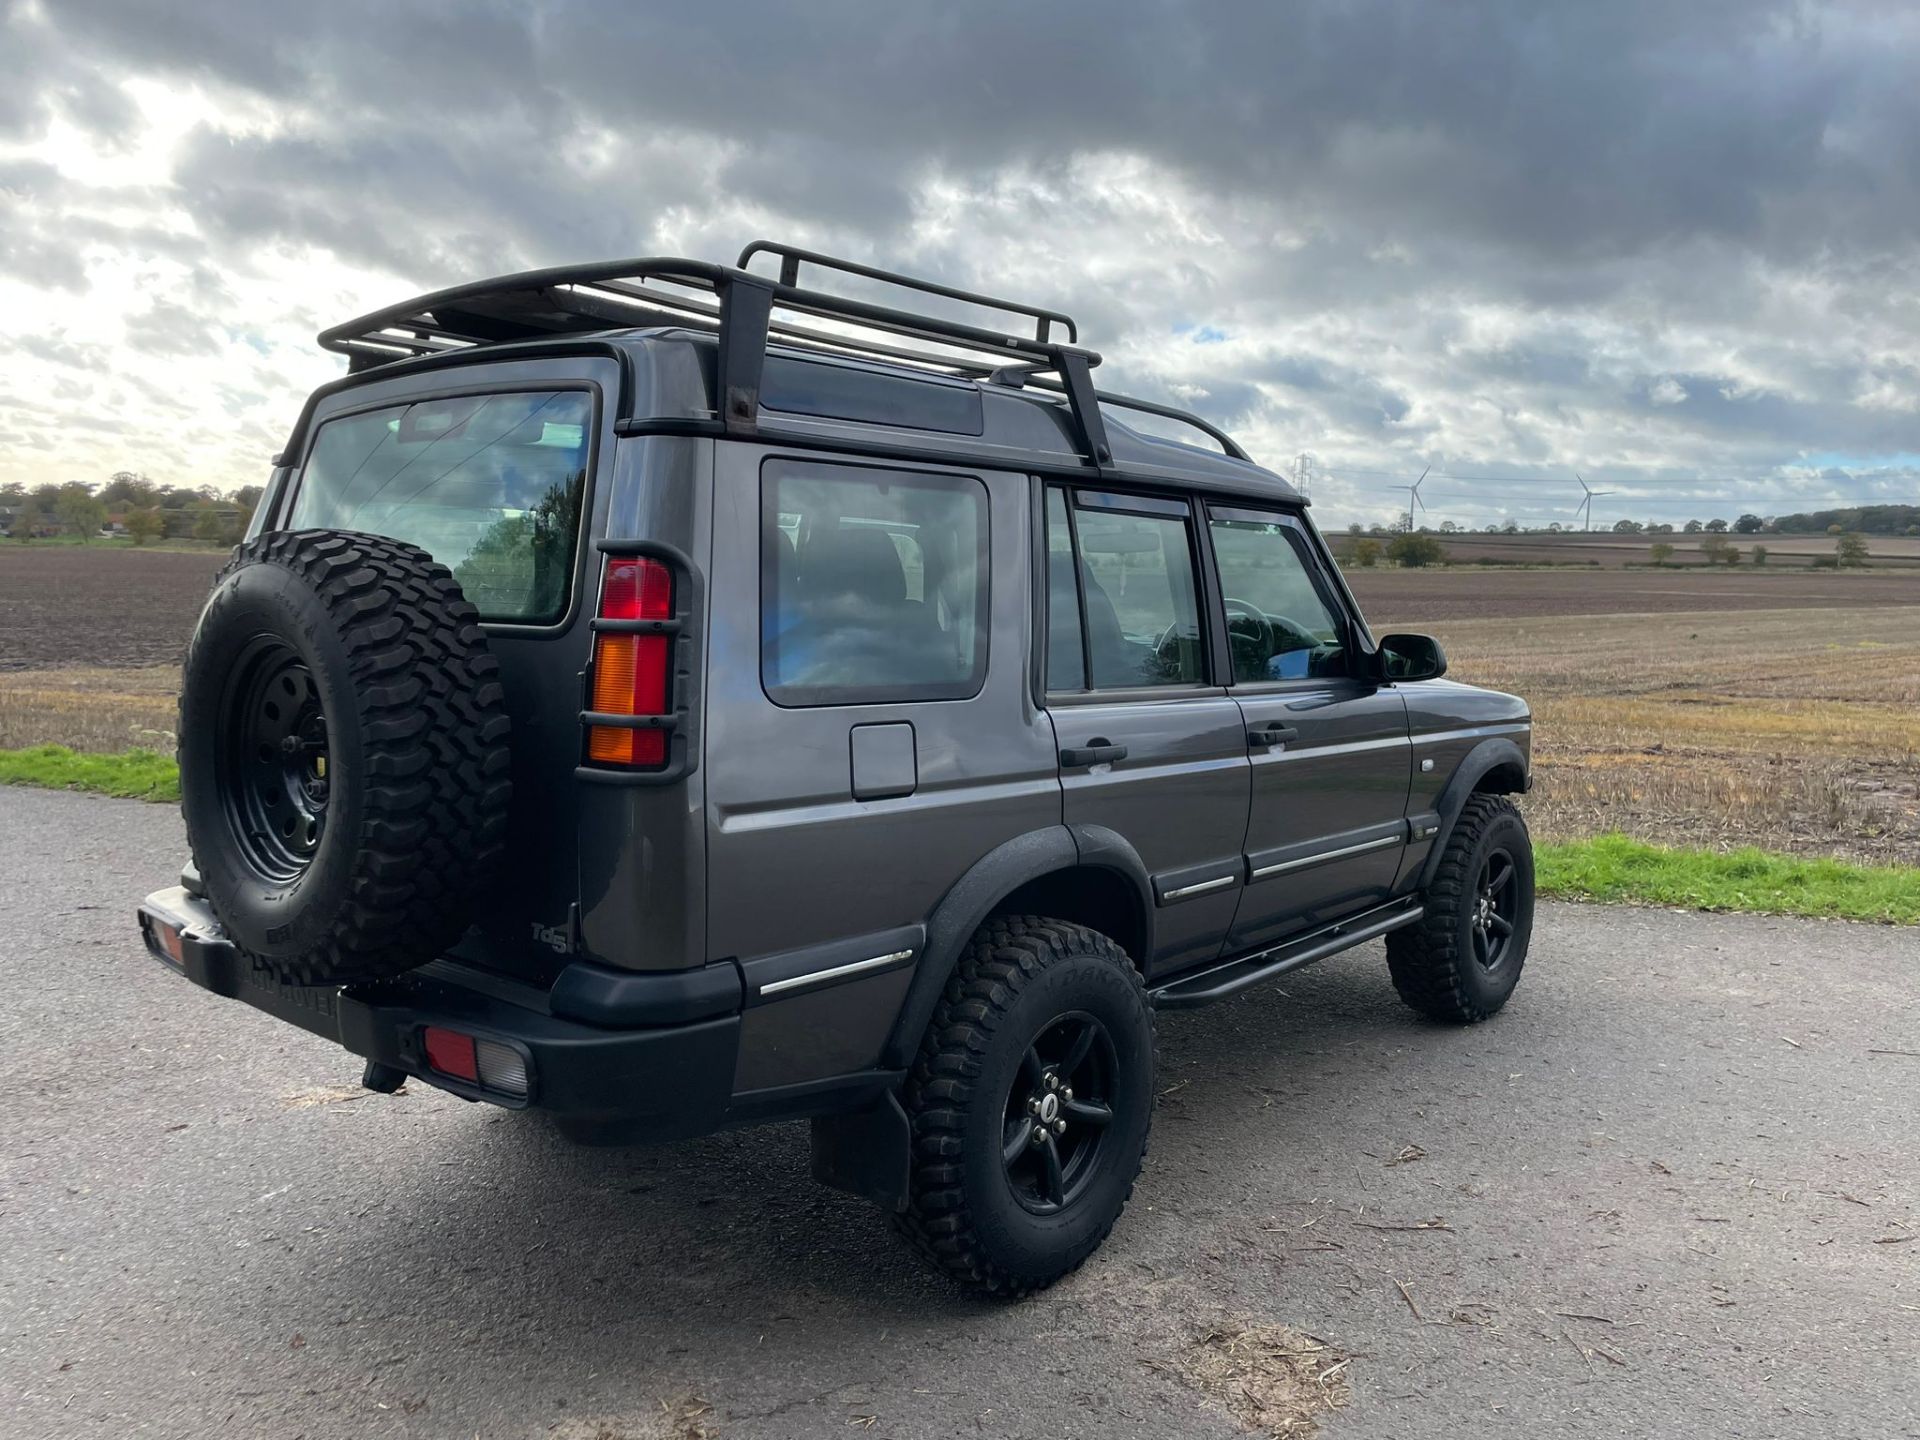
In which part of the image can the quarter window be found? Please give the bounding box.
[1207,511,1350,682]
[761,463,988,706]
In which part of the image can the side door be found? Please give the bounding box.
[1043,484,1251,978]
[1205,504,1412,951]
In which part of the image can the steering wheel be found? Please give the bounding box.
[1223,597,1276,660]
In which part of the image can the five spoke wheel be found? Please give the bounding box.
[1001,1013,1116,1214]
[1470,847,1518,970]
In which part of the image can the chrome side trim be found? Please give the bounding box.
[1161,874,1238,902]
[758,948,914,998]
[1248,832,1401,881]
[1411,721,1531,746]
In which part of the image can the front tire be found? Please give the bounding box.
[1387,794,1534,1023]
[895,917,1154,1298]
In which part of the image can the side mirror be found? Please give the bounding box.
[1375,632,1447,682]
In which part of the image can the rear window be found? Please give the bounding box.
[289,390,592,623]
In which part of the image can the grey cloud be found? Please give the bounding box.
[3,0,1918,518]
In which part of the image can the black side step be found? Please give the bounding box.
[1151,901,1423,1011]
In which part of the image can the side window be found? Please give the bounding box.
[1207,509,1351,682]
[1047,489,1204,690]
[761,462,988,706]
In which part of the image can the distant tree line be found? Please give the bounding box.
[0,473,264,545]
[1766,503,1919,536]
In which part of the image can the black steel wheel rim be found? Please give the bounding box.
[216,635,330,884]
[1001,1010,1118,1216]
[1470,846,1519,971]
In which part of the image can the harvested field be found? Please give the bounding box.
[0,666,180,752]
[1393,604,1920,864]
[1347,565,1920,620]
[0,545,223,670]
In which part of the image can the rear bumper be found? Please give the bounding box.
[136,886,740,1144]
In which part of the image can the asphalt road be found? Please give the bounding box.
[2,788,1916,1440]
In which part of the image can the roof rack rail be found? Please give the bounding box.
[735,241,1078,345]
[315,244,1252,477]
[983,364,1250,462]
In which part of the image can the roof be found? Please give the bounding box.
[313,241,1303,505]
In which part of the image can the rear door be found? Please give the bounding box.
[1206,505,1411,950]
[1043,485,1251,978]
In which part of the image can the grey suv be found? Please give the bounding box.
[137,243,1535,1296]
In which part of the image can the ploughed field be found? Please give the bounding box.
[4,546,1918,864]
[0,545,223,671]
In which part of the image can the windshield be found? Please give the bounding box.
[289,390,592,623]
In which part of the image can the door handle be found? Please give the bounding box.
[1060,739,1128,767]
[1248,722,1300,747]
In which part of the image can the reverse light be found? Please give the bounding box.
[587,555,672,768]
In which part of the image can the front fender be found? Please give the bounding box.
[1415,736,1530,890]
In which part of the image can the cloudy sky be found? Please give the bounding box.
[3,0,1918,530]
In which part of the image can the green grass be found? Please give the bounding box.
[0,745,179,802]
[1537,833,1920,924]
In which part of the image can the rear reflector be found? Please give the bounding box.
[587,555,672,768]
[150,918,187,968]
[422,1026,478,1082]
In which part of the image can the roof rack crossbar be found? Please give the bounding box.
[737,240,1078,345]
[316,245,1249,476]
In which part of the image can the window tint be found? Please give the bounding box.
[1208,513,1350,682]
[291,390,591,623]
[1044,487,1086,690]
[762,464,988,706]
[1066,498,1203,688]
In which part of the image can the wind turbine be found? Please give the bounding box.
[1574,473,1616,532]
[1401,466,1431,532]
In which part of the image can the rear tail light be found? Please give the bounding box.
[421,1025,530,1100]
[587,555,673,768]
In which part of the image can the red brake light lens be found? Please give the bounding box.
[588,557,673,768]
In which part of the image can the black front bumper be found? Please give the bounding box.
[136,887,740,1144]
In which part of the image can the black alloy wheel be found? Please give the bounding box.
[1469,845,1521,972]
[1001,1012,1118,1215]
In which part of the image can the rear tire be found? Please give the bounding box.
[1387,794,1534,1023]
[894,916,1154,1298]
[178,530,511,986]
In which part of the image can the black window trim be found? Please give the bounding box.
[283,376,605,638]
[1202,501,1368,692]
[1039,481,1221,701]
[759,456,992,710]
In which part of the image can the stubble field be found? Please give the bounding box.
[4,547,1917,863]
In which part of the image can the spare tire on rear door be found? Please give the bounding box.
[178,529,512,986]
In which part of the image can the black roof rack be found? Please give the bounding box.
[316,243,1252,473]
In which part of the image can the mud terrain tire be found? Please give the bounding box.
[178,529,511,985]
